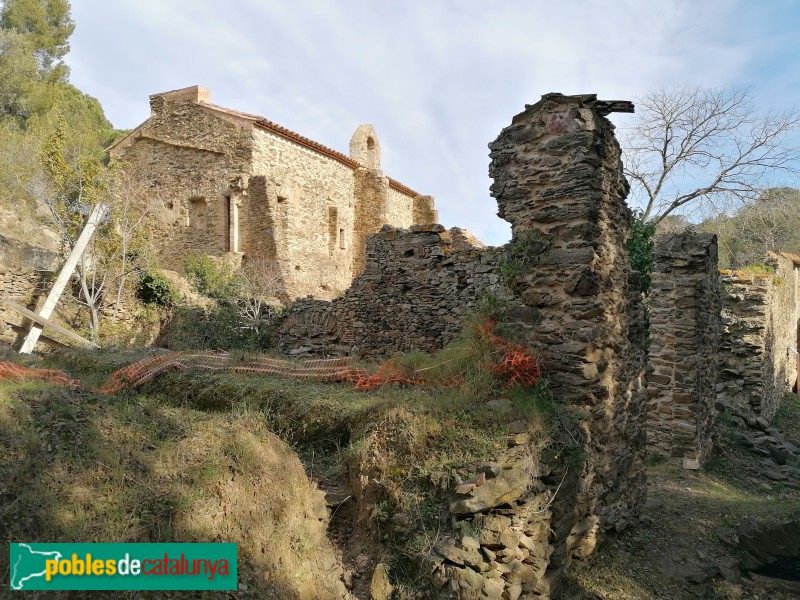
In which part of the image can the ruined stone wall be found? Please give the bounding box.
[461,93,647,597]
[276,93,648,598]
[278,225,513,358]
[647,231,721,464]
[0,236,59,346]
[718,253,800,419]
[0,268,42,346]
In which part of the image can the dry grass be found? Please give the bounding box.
[0,379,352,598]
[0,343,564,598]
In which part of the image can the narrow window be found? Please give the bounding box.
[339,228,346,250]
[226,195,239,253]
[223,196,231,252]
[328,207,338,254]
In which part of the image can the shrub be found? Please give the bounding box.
[497,231,552,291]
[184,254,240,299]
[157,305,273,351]
[136,271,176,306]
[628,211,656,294]
[741,264,777,275]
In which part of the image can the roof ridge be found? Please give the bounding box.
[204,103,422,197]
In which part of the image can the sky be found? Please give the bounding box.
[66,0,800,246]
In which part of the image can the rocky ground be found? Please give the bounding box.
[560,395,800,600]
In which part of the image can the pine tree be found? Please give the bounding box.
[1,0,75,81]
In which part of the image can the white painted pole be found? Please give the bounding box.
[19,203,109,354]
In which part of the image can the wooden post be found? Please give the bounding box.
[19,203,109,354]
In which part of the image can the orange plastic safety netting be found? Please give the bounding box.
[96,319,540,394]
[98,353,357,394]
[0,360,80,388]
[476,318,541,388]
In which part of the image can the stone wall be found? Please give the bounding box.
[250,125,356,298]
[0,235,59,347]
[647,231,721,464]
[110,86,437,301]
[717,253,800,420]
[0,234,162,350]
[471,93,647,596]
[278,225,515,358]
[277,93,648,598]
[112,92,253,269]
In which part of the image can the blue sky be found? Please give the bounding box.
[67,0,800,245]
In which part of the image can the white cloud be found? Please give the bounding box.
[68,0,795,245]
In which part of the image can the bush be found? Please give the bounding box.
[136,271,176,306]
[157,305,273,351]
[628,211,656,294]
[184,254,240,299]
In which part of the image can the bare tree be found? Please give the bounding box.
[106,163,162,317]
[622,85,800,226]
[234,256,284,334]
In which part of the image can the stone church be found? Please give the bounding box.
[108,85,438,300]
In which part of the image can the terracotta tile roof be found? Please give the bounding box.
[387,177,421,198]
[204,103,361,168]
[202,102,421,198]
[107,93,423,199]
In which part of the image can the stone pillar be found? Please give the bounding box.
[352,170,389,276]
[229,197,241,253]
[647,231,721,465]
[488,93,648,593]
[412,195,439,224]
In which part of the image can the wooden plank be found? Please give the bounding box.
[20,203,108,353]
[5,322,70,349]
[5,300,99,349]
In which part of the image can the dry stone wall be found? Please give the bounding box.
[647,231,721,464]
[717,253,800,420]
[0,235,59,346]
[278,225,515,358]
[277,93,649,598]
[469,93,648,597]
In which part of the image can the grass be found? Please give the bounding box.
[775,392,800,433]
[0,340,567,598]
[0,377,364,598]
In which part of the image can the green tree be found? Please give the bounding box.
[0,28,40,120]
[0,0,74,81]
[39,115,112,336]
[701,188,800,268]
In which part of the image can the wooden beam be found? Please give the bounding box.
[5,300,99,349]
[19,203,108,354]
[5,322,70,349]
